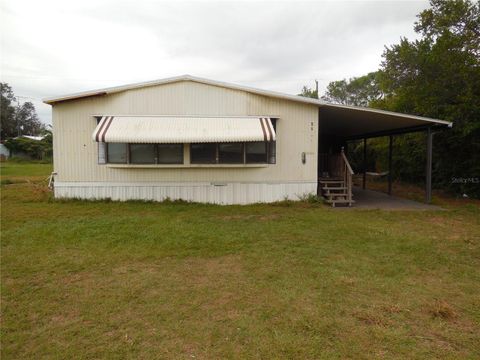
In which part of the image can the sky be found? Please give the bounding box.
[1,0,430,125]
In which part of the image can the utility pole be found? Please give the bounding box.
[425,127,433,204]
[16,97,21,137]
[14,95,34,137]
[315,79,319,99]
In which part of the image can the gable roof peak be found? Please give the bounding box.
[42,74,324,106]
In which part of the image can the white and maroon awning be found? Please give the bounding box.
[92,116,276,143]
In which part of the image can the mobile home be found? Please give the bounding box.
[44,75,451,205]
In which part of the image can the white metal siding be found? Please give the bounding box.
[54,181,317,205]
[52,81,318,196]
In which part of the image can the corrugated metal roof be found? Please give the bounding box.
[44,74,452,129]
[43,74,323,106]
[92,115,276,143]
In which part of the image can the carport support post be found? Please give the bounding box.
[362,138,367,189]
[388,135,393,195]
[425,127,433,204]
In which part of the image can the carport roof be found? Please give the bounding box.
[319,103,452,139]
[43,74,452,137]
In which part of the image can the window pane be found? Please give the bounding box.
[218,143,243,164]
[107,143,127,163]
[246,142,267,163]
[158,144,183,164]
[130,144,156,164]
[190,143,217,164]
[268,141,276,164]
[268,119,276,164]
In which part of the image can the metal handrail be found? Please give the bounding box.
[47,172,57,190]
[340,147,354,204]
[340,147,354,175]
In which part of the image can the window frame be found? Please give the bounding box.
[104,143,185,165]
[188,140,275,165]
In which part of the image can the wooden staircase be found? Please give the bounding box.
[319,178,354,207]
[318,148,355,207]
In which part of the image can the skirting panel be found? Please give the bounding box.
[54,181,317,205]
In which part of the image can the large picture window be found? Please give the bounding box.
[219,143,243,164]
[107,143,127,163]
[158,144,183,164]
[190,143,217,164]
[246,142,268,163]
[98,118,278,166]
[130,144,156,164]
[104,140,275,166]
[189,141,275,165]
[106,143,184,164]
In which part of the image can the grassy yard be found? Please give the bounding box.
[1,161,479,359]
[0,160,52,183]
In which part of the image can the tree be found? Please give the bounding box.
[3,126,52,160]
[17,102,45,136]
[316,0,480,197]
[40,126,53,159]
[321,72,383,106]
[298,85,318,99]
[1,83,17,139]
[0,83,45,139]
[377,0,480,196]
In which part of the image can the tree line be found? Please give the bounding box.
[1,83,51,160]
[300,0,480,198]
[1,83,46,138]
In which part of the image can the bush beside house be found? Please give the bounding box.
[3,132,52,161]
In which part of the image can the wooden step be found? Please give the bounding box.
[322,186,347,191]
[326,193,349,198]
[325,199,355,207]
[319,180,345,185]
[323,192,348,198]
[326,196,349,201]
[325,199,355,203]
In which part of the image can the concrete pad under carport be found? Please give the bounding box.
[332,187,443,210]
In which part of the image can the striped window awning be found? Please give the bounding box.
[93,116,276,143]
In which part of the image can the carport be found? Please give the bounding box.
[317,103,452,204]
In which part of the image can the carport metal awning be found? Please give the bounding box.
[92,115,276,143]
[319,103,452,139]
[318,103,452,205]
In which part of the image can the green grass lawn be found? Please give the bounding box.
[1,160,52,183]
[1,161,479,359]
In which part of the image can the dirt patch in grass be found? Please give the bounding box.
[365,179,480,207]
[176,255,244,286]
[382,304,403,314]
[352,303,404,327]
[61,272,91,286]
[424,216,474,241]
[50,310,82,327]
[218,214,281,221]
[427,300,457,320]
[337,275,357,286]
[355,312,388,326]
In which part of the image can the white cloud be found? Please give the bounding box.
[1,0,429,125]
